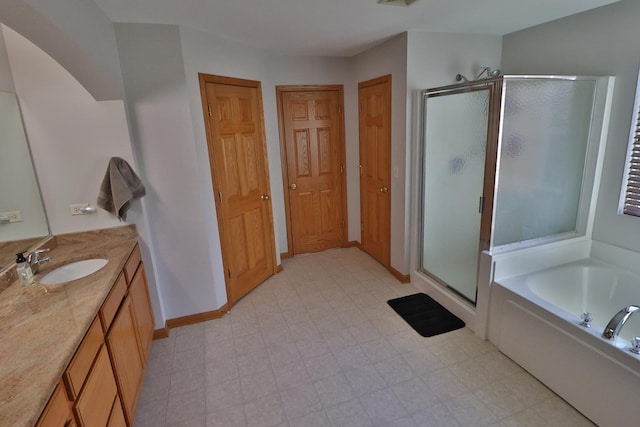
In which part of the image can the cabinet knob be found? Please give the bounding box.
[289,183,297,190]
[261,194,270,201]
[379,187,388,193]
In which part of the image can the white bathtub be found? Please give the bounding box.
[490,257,640,427]
[502,259,640,342]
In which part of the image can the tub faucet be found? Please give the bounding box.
[602,305,640,339]
[28,248,51,274]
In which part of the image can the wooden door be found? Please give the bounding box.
[199,74,276,305]
[278,87,347,255]
[359,75,391,267]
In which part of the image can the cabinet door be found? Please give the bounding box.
[37,381,74,427]
[106,295,144,425]
[107,397,127,427]
[130,264,154,360]
[75,345,118,427]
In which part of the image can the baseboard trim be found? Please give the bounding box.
[346,240,361,248]
[388,265,411,284]
[276,264,283,273]
[153,325,169,340]
[162,303,230,332]
[280,251,293,259]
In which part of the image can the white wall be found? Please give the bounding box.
[3,25,133,236]
[0,0,124,100]
[407,32,503,92]
[502,0,640,254]
[352,33,409,273]
[114,23,222,321]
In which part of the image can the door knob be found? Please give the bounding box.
[379,187,388,193]
[289,183,297,190]
[261,194,270,201]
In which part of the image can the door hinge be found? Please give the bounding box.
[479,196,485,214]
[359,164,363,175]
[338,105,342,113]
[208,103,212,117]
[359,103,362,113]
[361,223,364,232]
[218,191,222,202]
[227,268,231,278]
[340,164,344,174]
[342,220,345,228]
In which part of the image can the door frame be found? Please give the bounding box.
[358,75,392,268]
[198,73,277,308]
[276,85,348,258]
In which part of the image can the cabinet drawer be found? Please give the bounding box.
[100,273,127,333]
[75,345,118,427]
[36,381,73,427]
[124,245,141,284]
[63,318,103,400]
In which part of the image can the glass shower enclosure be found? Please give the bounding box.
[419,76,600,304]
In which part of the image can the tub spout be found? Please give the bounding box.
[602,305,640,339]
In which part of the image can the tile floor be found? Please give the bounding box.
[134,248,595,427]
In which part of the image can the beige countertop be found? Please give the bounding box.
[0,226,139,427]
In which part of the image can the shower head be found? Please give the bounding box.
[455,73,468,82]
[475,67,501,80]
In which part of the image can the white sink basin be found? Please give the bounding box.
[40,258,108,285]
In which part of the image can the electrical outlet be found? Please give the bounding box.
[0,210,23,223]
[70,203,90,216]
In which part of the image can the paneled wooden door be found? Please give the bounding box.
[199,74,276,305]
[277,86,348,255]
[359,75,391,267]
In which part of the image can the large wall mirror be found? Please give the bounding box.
[0,90,49,269]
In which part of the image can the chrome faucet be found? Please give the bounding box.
[28,248,51,274]
[602,305,640,339]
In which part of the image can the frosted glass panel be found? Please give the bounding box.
[421,90,489,303]
[493,79,596,246]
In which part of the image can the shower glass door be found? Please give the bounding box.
[420,86,494,304]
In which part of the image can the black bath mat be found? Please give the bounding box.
[387,293,465,337]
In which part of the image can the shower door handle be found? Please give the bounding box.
[478,196,485,214]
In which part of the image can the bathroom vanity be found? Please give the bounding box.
[0,226,154,427]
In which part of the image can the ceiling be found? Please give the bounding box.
[94,0,621,57]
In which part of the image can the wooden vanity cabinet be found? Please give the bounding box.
[36,243,154,427]
[106,245,153,426]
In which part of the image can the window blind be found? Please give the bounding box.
[623,109,640,217]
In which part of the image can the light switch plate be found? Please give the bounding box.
[0,210,22,223]
[70,203,90,216]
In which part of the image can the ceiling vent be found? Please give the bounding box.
[377,0,420,6]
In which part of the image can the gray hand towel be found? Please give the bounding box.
[97,157,146,221]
